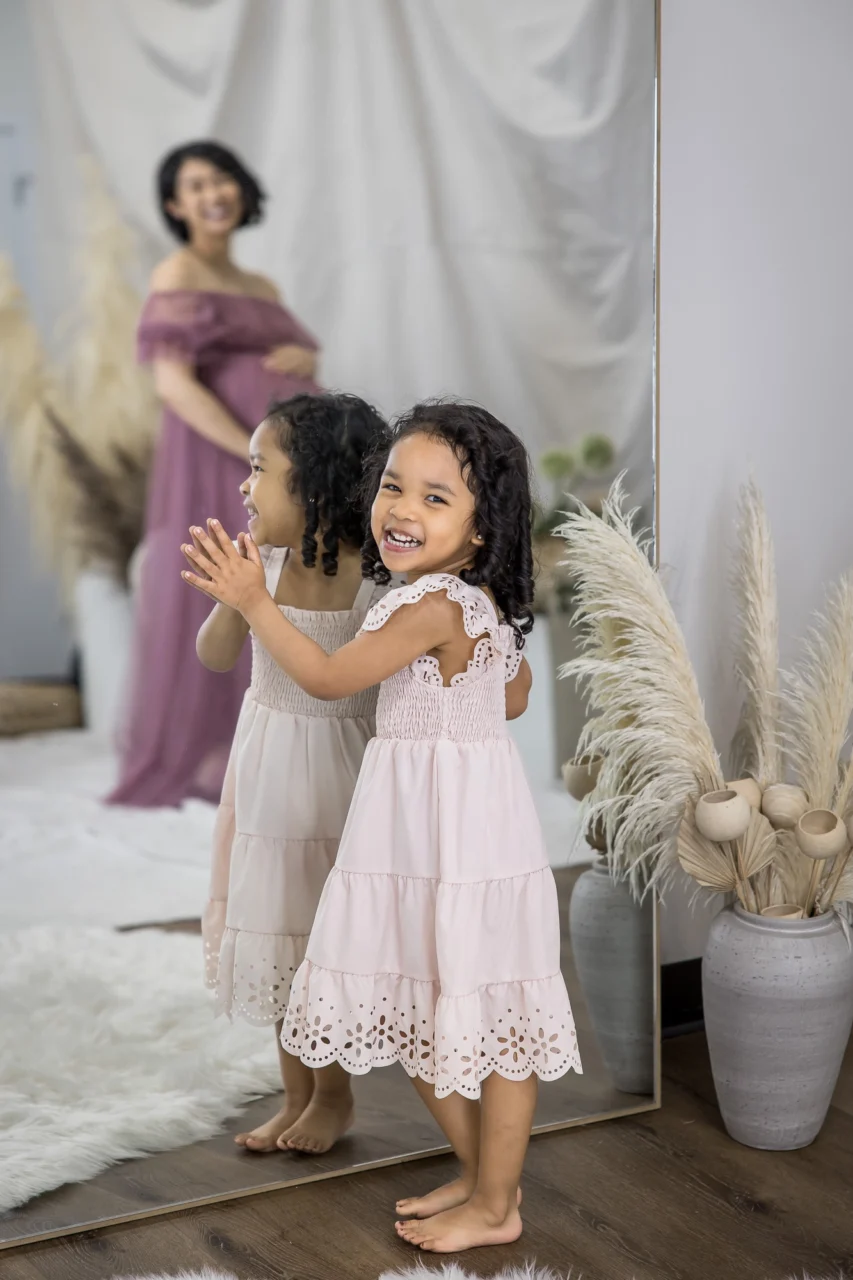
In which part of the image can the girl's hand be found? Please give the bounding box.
[262,344,317,379]
[182,521,267,614]
[180,521,219,579]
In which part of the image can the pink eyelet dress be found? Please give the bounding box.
[282,573,582,1099]
[202,547,385,1025]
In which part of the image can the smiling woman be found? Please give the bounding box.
[107,141,324,809]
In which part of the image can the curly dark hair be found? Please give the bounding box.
[361,400,535,646]
[265,393,390,576]
[156,140,265,242]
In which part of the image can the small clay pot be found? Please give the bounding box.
[727,778,763,810]
[760,903,805,920]
[562,754,603,802]
[761,783,809,831]
[796,810,848,861]
[695,789,752,843]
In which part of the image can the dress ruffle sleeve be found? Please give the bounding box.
[136,291,223,364]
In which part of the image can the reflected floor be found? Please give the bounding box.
[1,867,655,1249]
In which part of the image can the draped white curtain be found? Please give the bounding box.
[27,0,655,473]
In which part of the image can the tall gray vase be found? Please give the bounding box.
[569,857,655,1094]
[703,904,853,1150]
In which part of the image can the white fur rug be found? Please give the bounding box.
[0,925,280,1211]
[0,730,215,932]
[108,1268,851,1280]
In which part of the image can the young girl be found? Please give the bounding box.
[182,400,582,1252]
[189,392,391,1155]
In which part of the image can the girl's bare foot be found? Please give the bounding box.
[395,1200,523,1253]
[235,1099,310,1152]
[279,1092,353,1154]
[396,1181,521,1219]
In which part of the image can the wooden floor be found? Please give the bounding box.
[1,868,652,1248]
[5,1031,853,1280]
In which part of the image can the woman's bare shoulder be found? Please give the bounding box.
[149,250,201,293]
[242,270,281,302]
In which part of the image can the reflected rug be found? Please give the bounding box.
[109,1268,852,1279]
[0,730,214,933]
[0,926,279,1212]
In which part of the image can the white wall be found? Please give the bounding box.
[658,0,853,961]
[0,0,71,680]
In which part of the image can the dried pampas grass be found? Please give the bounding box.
[0,155,155,594]
[0,256,78,587]
[63,155,157,473]
[782,574,853,813]
[730,480,781,786]
[557,480,724,899]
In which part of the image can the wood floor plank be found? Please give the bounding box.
[2,867,655,1248]
[5,1032,853,1280]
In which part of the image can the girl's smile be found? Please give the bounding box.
[372,434,482,579]
[239,420,303,548]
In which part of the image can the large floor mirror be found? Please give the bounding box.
[0,0,658,1250]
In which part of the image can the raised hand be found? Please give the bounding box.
[182,520,267,613]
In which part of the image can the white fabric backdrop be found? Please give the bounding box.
[27,0,655,476]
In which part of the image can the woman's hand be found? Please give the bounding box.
[182,521,267,614]
[262,344,317,379]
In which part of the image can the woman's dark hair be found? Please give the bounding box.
[157,141,265,242]
[264,393,390,576]
[361,400,535,646]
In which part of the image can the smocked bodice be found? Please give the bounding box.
[250,548,379,720]
[362,575,523,744]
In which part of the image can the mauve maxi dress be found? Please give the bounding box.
[107,289,321,809]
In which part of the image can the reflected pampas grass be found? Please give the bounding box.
[0,155,155,594]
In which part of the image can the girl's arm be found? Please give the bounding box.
[196,603,250,671]
[183,523,454,698]
[505,657,532,720]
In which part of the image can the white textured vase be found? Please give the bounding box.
[703,905,853,1150]
[568,856,655,1095]
[73,566,134,739]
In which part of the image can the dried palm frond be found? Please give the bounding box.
[677,798,738,895]
[47,409,146,583]
[825,855,853,908]
[740,808,778,879]
[0,255,78,590]
[768,830,813,908]
[557,479,725,900]
[781,574,853,811]
[729,480,781,785]
[62,155,158,470]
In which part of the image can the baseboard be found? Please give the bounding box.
[661,957,703,1038]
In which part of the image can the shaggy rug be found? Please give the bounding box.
[0,730,214,932]
[376,1267,850,1280]
[108,1268,853,1280]
[0,925,280,1211]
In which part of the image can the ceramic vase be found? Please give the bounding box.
[569,856,655,1095]
[74,565,134,739]
[703,904,853,1149]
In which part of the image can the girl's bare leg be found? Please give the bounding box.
[395,1076,481,1217]
[397,1072,537,1252]
[236,1021,314,1151]
[280,1060,354,1154]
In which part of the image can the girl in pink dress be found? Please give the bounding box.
[189,392,391,1155]
[182,401,581,1254]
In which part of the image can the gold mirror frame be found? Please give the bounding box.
[1,0,662,1250]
